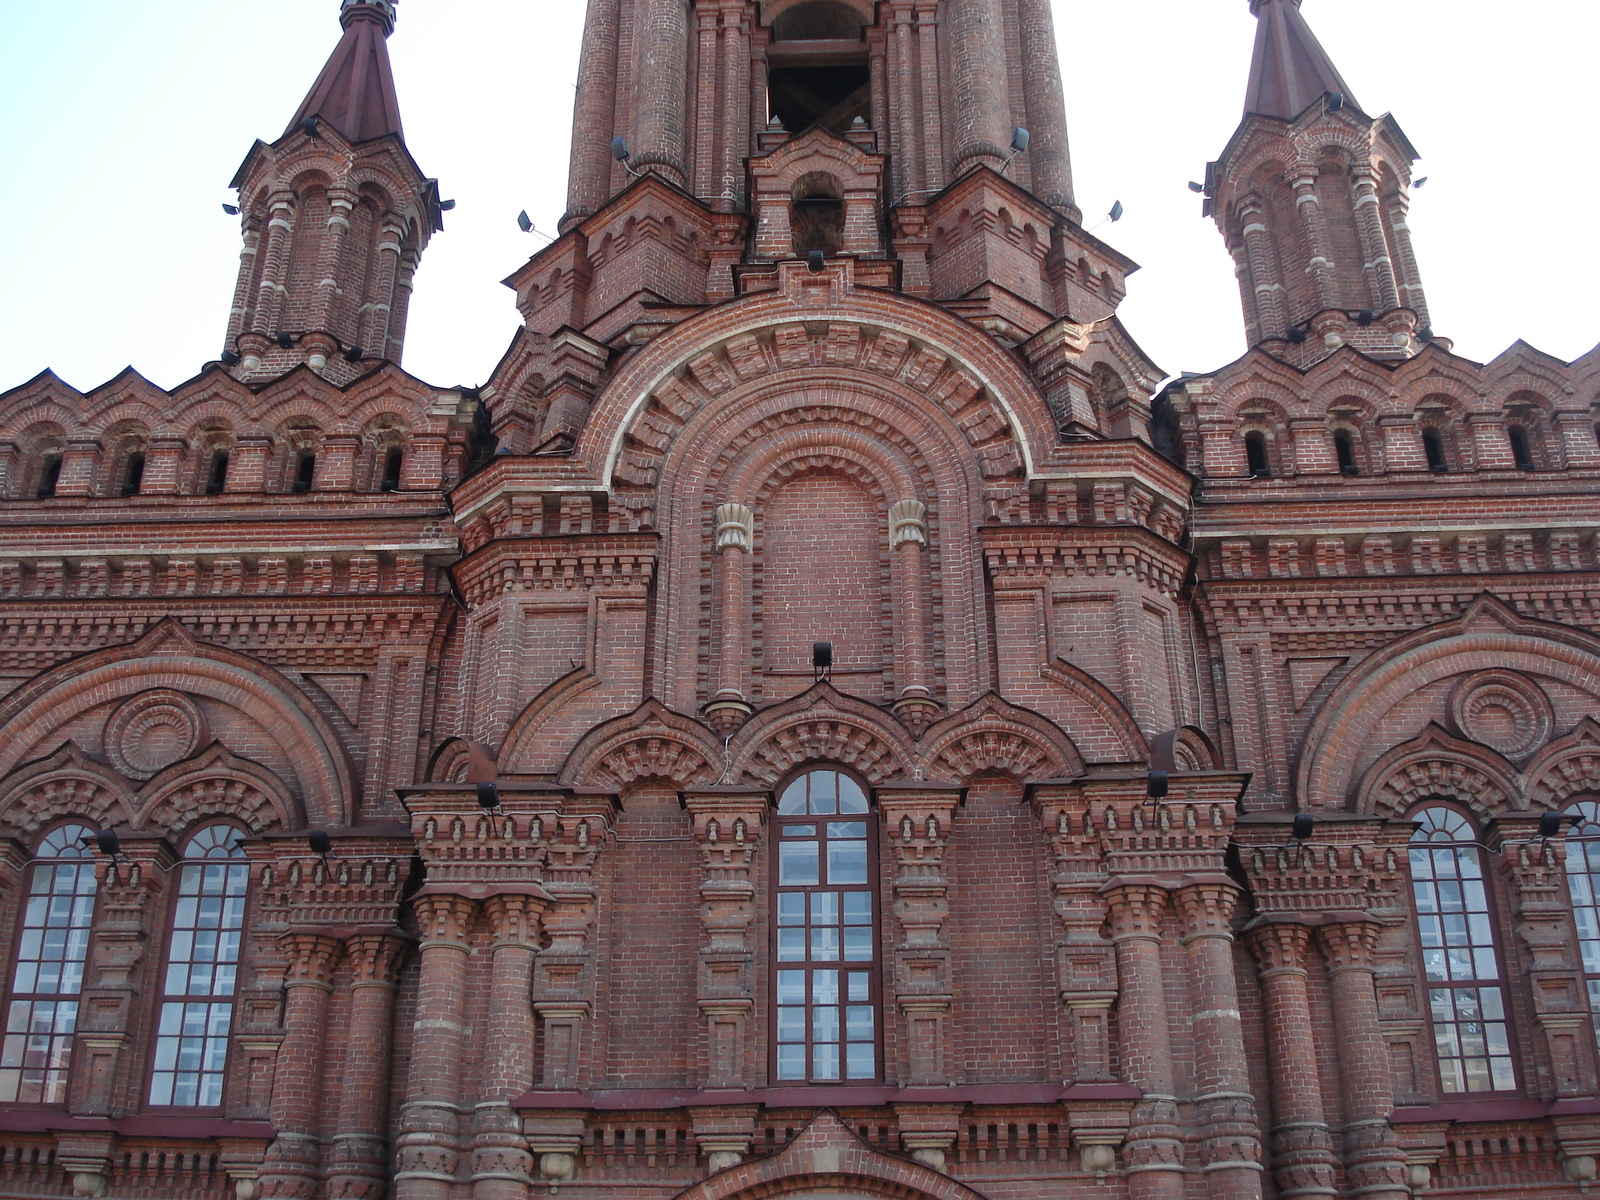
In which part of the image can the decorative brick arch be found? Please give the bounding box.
[1356,724,1520,822]
[1150,725,1224,772]
[1297,595,1600,810]
[727,683,914,785]
[135,743,301,835]
[673,1111,990,1200]
[1524,718,1600,813]
[0,745,133,841]
[917,693,1083,783]
[560,699,724,790]
[1036,658,1150,763]
[0,619,356,828]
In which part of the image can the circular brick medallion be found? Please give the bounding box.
[104,690,209,780]
[1448,670,1553,759]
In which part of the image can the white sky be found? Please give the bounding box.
[0,1,1594,395]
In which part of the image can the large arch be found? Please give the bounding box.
[0,619,356,827]
[1296,596,1600,810]
[726,682,916,785]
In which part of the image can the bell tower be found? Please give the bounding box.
[223,0,445,382]
[560,0,1078,228]
[1206,0,1431,364]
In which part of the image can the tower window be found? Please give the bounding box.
[0,824,98,1105]
[767,3,869,135]
[380,448,403,492]
[1407,806,1515,1094]
[149,824,249,1108]
[35,455,61,499]
[1508,426,1535,470]
[773,768,880,1083]
[1334,430,1359,475]
[292,452,316,493]
[792,172,845,258]
[1423,428,1448,473]
[1244,432,1271,478]
[120,453,145,497]
[205,451,229,495]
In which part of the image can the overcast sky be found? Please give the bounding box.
[0,0,1594,395]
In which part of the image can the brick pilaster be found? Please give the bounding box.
[260,932,343,1200]
[327,931,409,1200]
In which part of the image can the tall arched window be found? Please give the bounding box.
[1508,426,1536,470]
[1244,431,1271,478]
[1408,806,1515,1093]
[1562,800,1600,1043]
[1,823,98,1105]
[773,768,879,1083]
[1423,427,1449,473]
[149,823,249,1108]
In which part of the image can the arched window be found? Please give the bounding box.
[1334,430,1359,475]
[1562,801,1600,1043]
[1,823,98,1105]
[1508,426,1535,470]
[149,823,249,1108]
[773,768,879,1083]
[120,452,146,497]
[1423,427,1448,473]
[1408,806,1515,1093]
[380,448,403,492]
[35,455,62,499]
[292,451,316,494]
[1244,431,1271,478]
[205,451,229,496]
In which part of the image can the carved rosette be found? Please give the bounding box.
[103,689,208,779]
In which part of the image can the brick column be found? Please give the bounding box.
[313,187,358,337]
[717,4,751,209]
[253,193,297,336]
[1384,194,1430,325]
[1238,198,1286,338]
[946,0,1009,175]
[1245,920,1336,1200]
[1351,170,1400,311]
[358,219,404,360]
[1016,0,1074,212]
[1315,920,1410,1200]
[1175,883,1263,1200]
[471,894,549,1200]
[260,933,343,1200]
[692,2,719,198]
[880,788,962,1086]
[1103,882,1184,1200]
[888,500,938,735]
[913,2,945,193]
[563,0,621,227]
[1292,175,1338,313]
[707,503,754,736]
[395,894,478,1200]
[634,0,689,186]
[685,792,767,1100]
[887,4,918,199]
[327,932,409,1200]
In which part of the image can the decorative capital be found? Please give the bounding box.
[1314,917,1382,974]
[344,931,409,986]
[1173,879,1242,940]
[715,503,754,552]
[1102,881,1169,941]
[279,932,343,988]
[1244,919,1312,974]
[483,893,548,945]
[412,892,478,946]
[889,499,928,548]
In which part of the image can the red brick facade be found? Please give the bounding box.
[1,1,1597,1198]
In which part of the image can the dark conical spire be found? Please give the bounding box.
[287,0,404,144]
[1245,0,1357,120]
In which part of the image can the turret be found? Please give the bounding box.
[1206,0,1431,365]
[222,0,445,383]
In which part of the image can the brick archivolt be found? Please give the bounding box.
[0,620,355,828]
[1296,596,1600,810]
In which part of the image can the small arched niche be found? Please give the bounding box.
[792,172,845,257]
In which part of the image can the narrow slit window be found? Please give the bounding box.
[149,824,249,1109]
[292,452,316,494]
[1245,432,1271,478]
[380,448,403,492]
[205,452,229,496]
[120,453,145,497]
[35,456,61,499]
[1424,428,1448,473]
[1335,430,1359,475]
[1408,806,1516,1094]
[773,769,879,1084]
[1,824,98,1105]
[1508,426,1535,470]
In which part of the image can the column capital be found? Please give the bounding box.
[1101,880,1169,940]
[1244,918,1313,975]
[411,891,478,946]
[483,892,549,945]
[1173,878,1243,941]
[1313,916,1382,974]
[715,502,754,552]
[279,931,343,990]
[344,930,409,987]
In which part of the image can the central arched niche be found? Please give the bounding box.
[756,469,885,703]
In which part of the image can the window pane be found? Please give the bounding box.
[826,841,867,884]
[776,1045,806,1079]
[777,1007,806,1042]
[846,1042,875,1079]
[843,892,872,924]
[778,780,808,815]
[810,928,839,960]
[847,972,870,1002]
[777,894,806,926]
[777,929,806,961]
[779,843,819,886]
[812,971,838,1005]
[843,928,873,961]
[812,1043,840,1080]
[809,773,837,814]
[777,971,807,1005]
[838,777,868,814]
[810,892,838,924]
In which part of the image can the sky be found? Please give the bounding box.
[0,0,1594,396]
